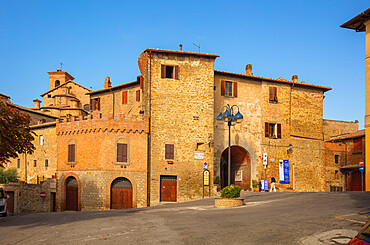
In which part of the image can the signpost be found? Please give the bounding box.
[359,160,364,191]
[263,153,268,184]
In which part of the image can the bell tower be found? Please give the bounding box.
[47,69,75,90]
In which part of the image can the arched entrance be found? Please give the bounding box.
[220,146,251,190]
[111,177,133,209]
[65,176,78,211]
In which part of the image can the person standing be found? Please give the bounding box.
[270,176,276,192]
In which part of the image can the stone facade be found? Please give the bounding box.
[323,119,359,141]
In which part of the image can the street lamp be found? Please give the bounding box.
[216,104,243,187]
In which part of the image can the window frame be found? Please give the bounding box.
[165,144,175,160]
[265,122,281,139]
[90,98,100,111]
[161,64,179,79]
[221,80,238,98]
[269,86,278,103]
[334,155,339,164]
[45,159,49,168]
[39,135,44,145]
[122,91,128,105]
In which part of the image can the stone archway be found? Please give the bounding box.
[65,176,78,211]
[220,146,251,190]
[111,177,133,209]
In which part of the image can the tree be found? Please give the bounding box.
[0,101,35,163]
[0,168,19,183]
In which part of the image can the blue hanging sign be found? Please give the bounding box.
[262,179,269,191]
[280,160,290,184]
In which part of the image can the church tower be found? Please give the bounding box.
[47,68,75,90]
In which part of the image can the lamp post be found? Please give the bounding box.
[216,104,243,187]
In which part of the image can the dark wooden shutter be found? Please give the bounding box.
[136,90,140,102]
[265,122,269,137]
[174,66,179,80]
[68,144,75,162]
[273,87,278,101]
[165,144,174,159]
[161,65,166,79]
[269,87,274,101]
[97,98,100,110]
[117,143,128,162]
[90,99,93,111]
[122,91,128,104]
[233,82,238,98]
[221,80,225,96]
[277,124,281,139]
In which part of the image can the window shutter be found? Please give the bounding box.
[136,90,140,102]
[90,99,93,111]
[269,87,274,101]
[165,144,174,159]
[273,87,278,102]
[174,66,179,80]
[265,122,269,137]
[221,80,225,96]
[233,82,238,98]
[161,65,166,79]
[68,144,75,162]
[97,98,100,110]
[122,91,128,104]
[277,124,281,139]
[122,144,128,162]
[117,144,123,162]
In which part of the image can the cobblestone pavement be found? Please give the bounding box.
[1,192,369,245]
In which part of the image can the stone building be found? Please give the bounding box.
[4,47,362,212]
[341,8,370,191]
[325,130,366,191]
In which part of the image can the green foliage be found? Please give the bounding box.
[214,176,221,185]
[0,101,35,163]
[252,179,258,188]
[221,184,242,198]
[0,168,19,184]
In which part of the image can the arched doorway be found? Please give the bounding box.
[220,146,251,190]
[65,176,78,211]
[111,177,133,209]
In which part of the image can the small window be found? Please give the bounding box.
[265,122,281,139]
[354,138,362,153]
[48,94,52,98]
[90,98,100,111]
[221,80,238,97]
[161,65,179,79]
[335,155,339,164]
[45,159,49,168]
[122,91,128,104]
[117,143,128,163]
[136,90,140,102]
[68,141,76,163]
[269,87,278,102]
[55,80,60,87]
[34,160,37,167]
[17,159,20,168]
[39,135,44,145]
[165,144,174,160]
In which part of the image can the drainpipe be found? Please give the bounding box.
[147,50,152,207]
[24,152,27,183]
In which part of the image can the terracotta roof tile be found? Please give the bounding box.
[143,48,219,58]
[330,129,365,141]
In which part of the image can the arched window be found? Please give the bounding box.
[55,80,60,87]
[68,139,76,163]
[116,137,129,165]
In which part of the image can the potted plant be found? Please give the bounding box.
[215,184,244,208]
[252,179,259,192]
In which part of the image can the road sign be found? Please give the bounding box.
[40,192,46,199]
[359,160,364,166]
[203,162,208,169]
[263,153,268,166]
[360,166,364,172]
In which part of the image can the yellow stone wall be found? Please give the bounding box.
[323,119,359,140]
[147,52,216,205]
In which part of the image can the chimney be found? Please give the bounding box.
[33,99,41,109]
[246,64,252,76]
[104,76,111,89]
[292,75,298,83]
[180,44,183,51]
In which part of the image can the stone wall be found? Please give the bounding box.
[0,178,56,213]
[323,119,358,140]
[324,141,346,190]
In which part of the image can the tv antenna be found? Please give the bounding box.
[60,62,63,70]
[193,43,200,53]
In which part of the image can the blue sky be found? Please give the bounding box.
[0,1,368,128]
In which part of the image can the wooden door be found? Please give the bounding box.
[51,192,56,212]
[65,177,78,211]
[5,191,14,213]
[160,176,177,202]
[351,171,365,191]
[111,178,133,209]
[66,187,78,211]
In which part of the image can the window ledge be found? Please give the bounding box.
[66,162,77,165]
[115,162,129,166]
[269,101,278,104]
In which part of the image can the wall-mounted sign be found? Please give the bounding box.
[263,153,268,166]
[194,152,204,160]
[203,162,208,169]
[235,170,242,182]
[280,160,290,184]
[279,160,284,182]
